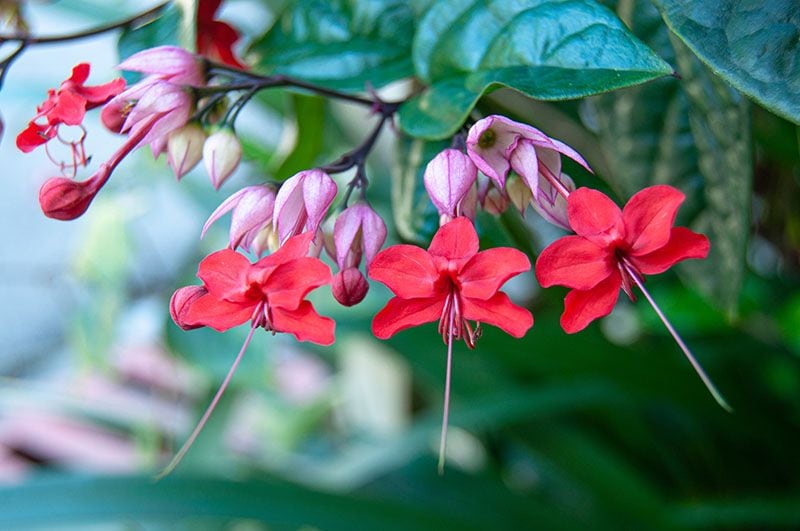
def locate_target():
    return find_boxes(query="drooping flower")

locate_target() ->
[197,0,246,68]
[466,115,588,230]
[167,122,206,179]
[330,202,387,306]
[102,46,205,158]
[369,217,532,472]
[174,231,335,345]
[535,185,709,333]
[423,149,477,224]
[201,184,278,256]
[273,169,338,245]
[16,63,125,160]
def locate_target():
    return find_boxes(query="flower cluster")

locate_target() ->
[15,26,724,473]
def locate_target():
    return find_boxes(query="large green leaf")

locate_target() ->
[399,0,673,139]
[653,0,800,124]
[248,0,416,91]
[672,36,751,318]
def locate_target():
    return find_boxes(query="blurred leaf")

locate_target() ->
[672,37,751,318]
[399,0,673,139]
[671,496,800,529]
[390,134,445,243]
[653,0,800,124]
[582,0,699,197]
[117,2,197,82]
[271,94,327,180]
[0,475,487,531]
[248,0,416,91]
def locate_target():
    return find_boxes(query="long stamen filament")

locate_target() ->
[438,303,456,475]
[624,263,732,412]
[155,324,258,479]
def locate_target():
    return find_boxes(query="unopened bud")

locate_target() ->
[170,285,208,330]
[424,149,477,218]
[38,176,100,220]
[168,123,206,179]
[332,267,369,306]
[482,186,509,215]
[203,128,242,189]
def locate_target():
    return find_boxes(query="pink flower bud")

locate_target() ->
[202,184,277,256]
[38,175,102,220]
[167,123,206,179]
[273,169,338,245]
[332,267,369,307]
[117,46,205,87]
[333,203,387,270]
[482,185,509,215]
[170,285,208,330]
[505,173,533,215]
[203,128,242,189]
[423,149,478,219]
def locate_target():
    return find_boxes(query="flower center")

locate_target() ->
[477,128,496,149]
[438,286,482,349]
[251,300,276,334]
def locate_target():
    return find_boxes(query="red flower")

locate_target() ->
[536,185,710,333]
[369,217,533,343]
[17,63,125,153]
[197,0,246,68]
[174,232,335,345]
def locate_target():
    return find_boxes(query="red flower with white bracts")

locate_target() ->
[369,216,532,471]
[172,232,335,345]
[536,185,709,334]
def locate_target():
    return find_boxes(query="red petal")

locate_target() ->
[205,21,245,69]
[628,227,710,275]
[371,296,445,339]
[47,90,87,126]
[461,292,533,338]
[567,188,625,247]
[535,235,614,290]
[16,122,53,152]
[78,78,126,107]
[198,0,223,23]
[184,293,253,332]
[427,217,479,261]
[262,257,331,310]
[197,249,251,300]
[271,301,335,345]
[459,247,530,300]
[623,185,685,255]
[368,244,440,298]
[560,271,621,333]
[67,63,90,85]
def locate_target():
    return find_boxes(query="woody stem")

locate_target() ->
[438,303,455,475]
[624,262,732,412]
[155,324,258,479]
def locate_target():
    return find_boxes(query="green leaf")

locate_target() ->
[390,134,445,243]
[399,0,673,139]
[653,0,800,124]
[248,0,416,91]
[271,94,327,180]
[672,37,751,318]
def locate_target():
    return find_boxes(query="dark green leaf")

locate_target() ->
[248,0,416,91]
[653,0,800,124]
[672,37,751,318]
[399,0,673,139]
[272,94,327,180]
[390,134,445,243]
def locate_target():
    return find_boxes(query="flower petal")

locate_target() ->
[461,292,533,338]
[263,257,331,310]
[567,188,625,247]
[371,296,445,339]
[460,247,531,300]
[427,216,479,261]
[628,227,710,275]
[623,185,686,255]
[369,244,439,298]
[183,293,253,332]
[423,149,477,217]
[271,301,335,345]
[560,271,621,334]
[535,235,614,290]
[196,249,251,299]
[48,90,87,126]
